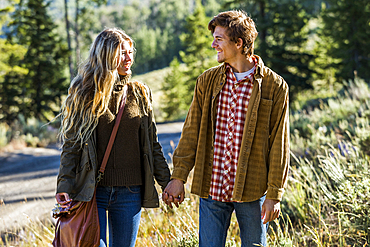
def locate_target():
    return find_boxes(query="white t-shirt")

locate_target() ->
[234,66,255,82]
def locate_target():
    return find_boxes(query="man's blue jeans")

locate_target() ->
[199,195,268,247]
[96,186,142,247]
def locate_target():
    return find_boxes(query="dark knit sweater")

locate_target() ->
[96,75,142,186]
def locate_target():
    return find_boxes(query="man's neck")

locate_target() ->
[228,56,254,73]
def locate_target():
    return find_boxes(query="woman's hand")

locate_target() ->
[55,193,72,208]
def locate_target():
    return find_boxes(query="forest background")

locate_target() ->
[0,0,369,246]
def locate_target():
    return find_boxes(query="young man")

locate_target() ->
[163,10,290,246]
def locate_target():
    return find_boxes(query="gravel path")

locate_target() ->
[0,121,183,234]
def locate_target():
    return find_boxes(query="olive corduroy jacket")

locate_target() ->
[171,55,290,202]
[56,82,170,208]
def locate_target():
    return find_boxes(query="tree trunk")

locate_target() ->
[258,0,268,60]
[75,0,80,64]
[259,0,266,44]
[64,0,73,80]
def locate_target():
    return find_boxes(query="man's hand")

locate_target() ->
[162,179,185,209]
[261,198,280,224]
[55,193,72,208]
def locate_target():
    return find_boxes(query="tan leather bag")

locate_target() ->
[52,191,100,247]
[52,86,128,247]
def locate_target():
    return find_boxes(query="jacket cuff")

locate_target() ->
[265,186,285,201]
[170,167,189,183]
[56,180,73,195]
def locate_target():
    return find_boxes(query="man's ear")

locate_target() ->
[236,38,243,49]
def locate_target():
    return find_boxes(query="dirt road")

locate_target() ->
[0,121,183,233]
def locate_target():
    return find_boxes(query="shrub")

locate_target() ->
[0,122,10,148]
[0,115,59,149]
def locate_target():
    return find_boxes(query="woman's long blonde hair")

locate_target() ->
[59,28,134,148]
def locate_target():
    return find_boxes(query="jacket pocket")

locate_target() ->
[142,154,158,204]
[77,144,91,173]
[257,98,273,132]
[252,98,273,161]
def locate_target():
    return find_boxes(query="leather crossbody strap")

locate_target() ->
[97,85,128,181]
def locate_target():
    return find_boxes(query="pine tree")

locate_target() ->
[0,2,28,123]
[6,0,68,121]
[321,0,370,81]
[259,0,315,96]
[161,0,217,121]
[0,47,28,123]
[160,58,187,120]
[179,0,217,105]
[223,0,316,99]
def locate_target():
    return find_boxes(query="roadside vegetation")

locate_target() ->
[1,77,369,246]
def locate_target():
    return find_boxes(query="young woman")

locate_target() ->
[55,28,170,247]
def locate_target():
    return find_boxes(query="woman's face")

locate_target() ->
[117,41,134,75]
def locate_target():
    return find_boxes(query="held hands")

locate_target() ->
[261,198,280,224]
[55,193,72,208]
[162,180,281,222]
[162,179,185,209]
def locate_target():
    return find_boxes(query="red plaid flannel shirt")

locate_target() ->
[209,57,256,202]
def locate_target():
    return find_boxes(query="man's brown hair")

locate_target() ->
[208,10,258,58]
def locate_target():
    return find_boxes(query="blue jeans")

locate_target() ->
[96,186,142,247]
[199,195,268,247]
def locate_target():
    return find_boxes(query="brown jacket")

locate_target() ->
[56,82,170,208]
[171,56,290,202]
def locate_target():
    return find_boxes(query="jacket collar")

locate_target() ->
[253,55,265,80]
[117,74,130,85]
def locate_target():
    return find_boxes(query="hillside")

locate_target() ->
[132,67,172,122]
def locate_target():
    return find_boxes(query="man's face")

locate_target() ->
[211,26,239,64]
[117,41,134,76]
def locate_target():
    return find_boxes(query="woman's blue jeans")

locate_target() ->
[96,186,142,247]
[199,195,268,247]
